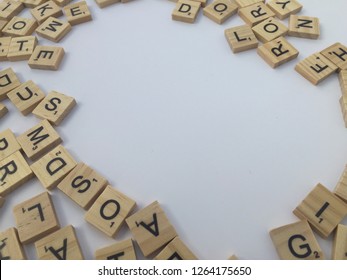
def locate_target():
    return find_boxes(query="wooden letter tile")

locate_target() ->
[31,1,63,24]
[0,1,24,21]
[332,224,347,260]
[35,225,84,260]
[126,201,178,257]
[238,2,275,26]
[31,144,77,189]
[36,17,72,43]
[20,0,49,8]
[154,237,198,260]
[288,15,319,39]
[235,0,264,8]
[28,45,65,71]
[0,68,21,101]
[270,220,324,260]
[172,0,201,24]
[3,16,38,37]
[321,43,347,71]
[0,19,8,36]
[63,1,92,26]
[334,165,347,202]
[0,151,33,196]
[13,192,59,244]
[95,0,121,9]
[257,36,299,68]
[293,183,347,238]
[225,24,258,53]
[7,36,38,61]
[0,195,4,207]
[203,0,238,25]
[0,129,21,161]
[17,119,62,161]
[52,0,72,7]
[95,239,137,260]
[295,53,338,85]
[339,70,347,96]
[0,228,26,259]
[252,17,288,43]
[0,103,8,118]
[85,185,136,237]
[57,162,108,210]
[32,91,76,125]
[0,37,12,61]
[267,0,302,20]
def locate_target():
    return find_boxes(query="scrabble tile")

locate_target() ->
[0,1,24,21]
[332,224,347,260]
[126,201,178,257]
[270,220,324,260]
[57,163,108,210]
[172,0,201,24]
[0,228,26,260]
[252,17,288,43]
[31,145,77,189]
[7,80,45,116]
[36,17,72,43]
[191,0,207,8]
[0,151,33,196]
[95,239,137,260]
[85,185,136,237]
[20,0,47,8]
[31,1,62,24]
[334,164,347,202]
[52,0,72,7]
[0,196,4,207]
[2,16,38,37]
[35,225,84,260]
[0,68,21,101]
[288,15,320,39]
[257,36,299,68]
[17,119,62,161]
[203,0,238,25]
[228,254,239,260]
[64,1,92,26]
[0,37,11,61]
[0,103,8,118]
[293,183,347,238]
[235,0,263,8]
[154,237,198,260]
[0,19,8,36]
[13,192,60,244]
[28,45,65,71]
[238,2,275,26]
[267,0,302,20]
[295,53,338,85]
[32,91,76,126]
[0,129,21,161]
[95,0,121,9]
[225,25,258,53]
[339,70,347,96]
[321,43,347,71]
[7,36,38,62]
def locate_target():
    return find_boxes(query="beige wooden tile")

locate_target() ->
[0,37,11,61]
[0,151,33,196]
[339,70,347,96]
[0,129,22,161]
[288,15,319,39]
[295,53,338,85]
[7,36,38,62]
[172,0,201,24]
[0,19,8,36]
[31,144,77,189]
[0,68,21,101]
[3,16,38,37]
[203,0,238,25]
[293,183,347,238]
[95,239,137,260]
[257,36,299,68]
[0,195,4,208]
[7,80,45,116]
[321,43,347,71]
[85,185,136,237]
[52,0,72,7]
[0,228,26,259]
[28,45,65,71]
[32,91,76,126]
[31,1,63,24]
[252,17,288,43]
[95,0,120,9]
[0,1,24,21]
[225,24,258,53]
[270,220,324,260]
[332,224,347,260]
[334,164,347,202]
[0,103,8,119]
[154,237,198,260]
[126,201,178,257]
[13,192,60,244]
[36,17,71,43]
[35,225,84,260]
[20,0,48,8]
[190,0,207,8]
[64,1,92,26]
[228,254,238,260]
[267,0,302,20]
[235,0,263,8]
[57,162,108,210]
[17,119,62,161]
[238,2,275,26]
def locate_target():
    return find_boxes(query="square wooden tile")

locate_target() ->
[0,228,26,259]
[0,68,21,101]
[36,17,72,43]
[0,151,33,196]
[332,224,347,260]
[339,70,347,96]
[321,43,347,71]
[64,1,92,26]
[35,225,84,260]
[203,0,238,24]
[31,144,77,189]
[154,237,198,260]
[2,16,38,37]
[295,53,338,85]
[17,119,62,161]
[95,239,137,260]
[0,103,8,118]
[28,45,65,71]
[0,37,12,61]
[7,80,45,116]
[235,0,264,8]
[267,0,302,20]
[238,2,275,26]
[30,1,63,24]
[13,192,60,244]
[126,201,178,257]
[57,162,108,210]
[293,183,347,238]
[0,1,24,21]
[20,0,48,8]
[172,0,201,24]
[52,0,72,7]
[85,185,136,237]
[334,164,347,202]
[257,36,299,68]
[95,0,120,8]
[270,220,324,260]
[7,36,38,62]
[32,91,76,126]
[252,17,288,43]
[0,195,4,207]
[225,24,258,53]
[288,15,320,39]
[0,129,21,161]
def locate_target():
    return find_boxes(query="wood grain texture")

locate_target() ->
[266,0,302,20]
[0,227,26,259]
[225,24,258,53]
[172,0,201,24]
[95,238,137,260]
[203,0,238,25]
[288,15,319,39]
[238,2,274,26]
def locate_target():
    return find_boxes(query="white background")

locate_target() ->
[1,0,347,260]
